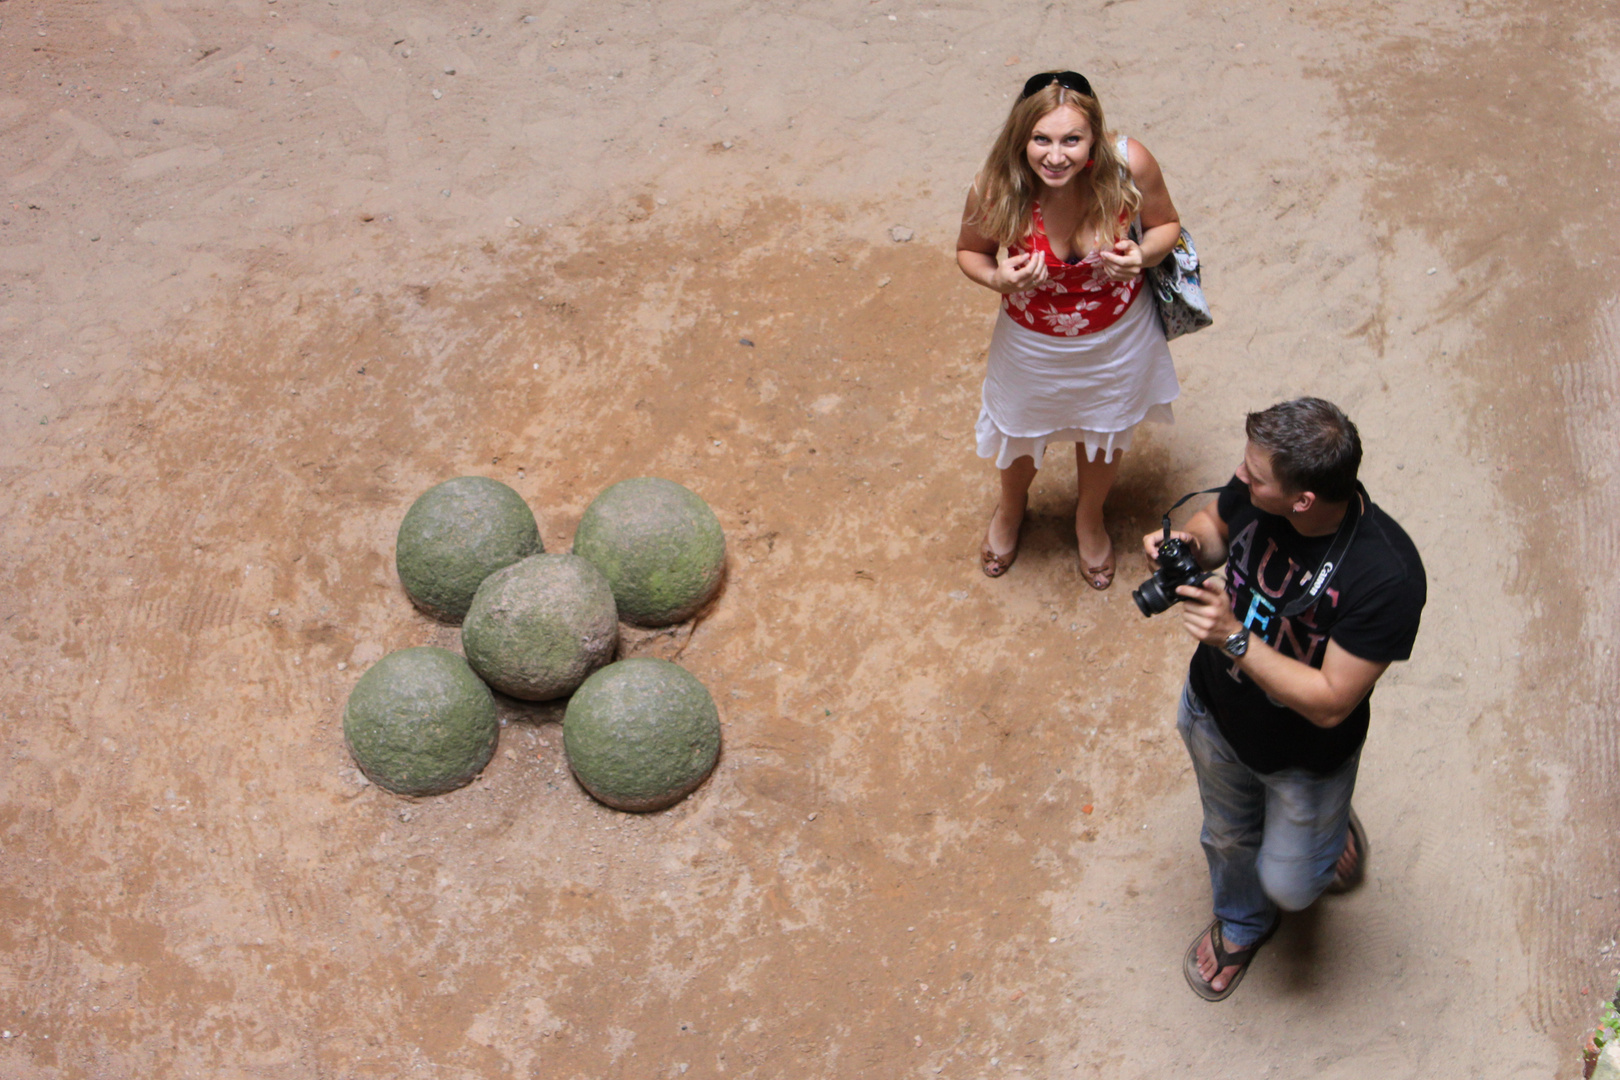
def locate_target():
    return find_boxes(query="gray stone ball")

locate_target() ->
[461,553,619,701]
[396,476,542,623]
[563,658,721,812]
[571,477,725,628]
[343,646,498,796]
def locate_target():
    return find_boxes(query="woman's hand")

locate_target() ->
[990,249,1049,294]
[1097,238,1145,283]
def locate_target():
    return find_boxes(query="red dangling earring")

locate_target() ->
[1083,158,1095,170]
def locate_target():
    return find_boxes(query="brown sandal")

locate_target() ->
[1183,914,1280,1002]
[1080,538,1115,590]
[980,501,1026,578]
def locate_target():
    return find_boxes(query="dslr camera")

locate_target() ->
[1134,486,1226,617]
[1132,534,1212,617]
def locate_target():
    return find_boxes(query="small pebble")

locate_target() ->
[444,67,456,75]
[269,608,279,616]
[523,14,537,23]
[807,812,818,821]
[432,89,443,99]
[1426,267,1437,275]
[889,225,914,243]
[337,662,347,670]
[738,338,754,347]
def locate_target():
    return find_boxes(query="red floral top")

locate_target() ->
[1000,202,1141,337]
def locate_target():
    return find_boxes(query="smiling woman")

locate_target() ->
[956,71,1185,587]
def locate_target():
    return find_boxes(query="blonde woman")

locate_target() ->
[958,71,1183,586]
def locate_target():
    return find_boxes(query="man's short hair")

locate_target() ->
[1244,397,1362,501]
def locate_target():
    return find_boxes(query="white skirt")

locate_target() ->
[976,288,1179,469]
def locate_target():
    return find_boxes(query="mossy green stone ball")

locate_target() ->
[571,477,725,628]
[461,553,619,701]
[343,646,499,796]
[396,476,542,623]
[564,658,721,812]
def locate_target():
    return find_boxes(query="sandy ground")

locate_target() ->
[2,1,1619,1077]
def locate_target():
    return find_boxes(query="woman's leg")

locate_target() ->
[1075,444,1121,587]
[986,454,1037,555]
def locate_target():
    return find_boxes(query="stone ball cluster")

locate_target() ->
[343,475,726,810]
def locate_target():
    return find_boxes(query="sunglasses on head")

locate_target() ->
[1020,70,1093,100]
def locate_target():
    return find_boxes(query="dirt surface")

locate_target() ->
[3,1,1618,1077]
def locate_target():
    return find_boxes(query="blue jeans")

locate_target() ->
[1177,682,1360,949]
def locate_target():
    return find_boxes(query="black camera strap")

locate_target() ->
[1160,482,1367,619]
[1160,486,1227,541]
[1277,482,1365,618]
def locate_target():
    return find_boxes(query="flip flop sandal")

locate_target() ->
[1183,914,1280,1002]
[1324,806,1369,895]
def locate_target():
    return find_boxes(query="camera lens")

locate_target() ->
[1132,579,1168,617]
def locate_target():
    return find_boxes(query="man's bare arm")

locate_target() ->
[1175,579,1391,728]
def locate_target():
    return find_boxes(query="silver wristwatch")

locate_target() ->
[1221,626,1251,658]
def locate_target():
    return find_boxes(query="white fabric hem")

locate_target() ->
[975,402,1174,470]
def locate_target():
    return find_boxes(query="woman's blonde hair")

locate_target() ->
[971,80,1141,249]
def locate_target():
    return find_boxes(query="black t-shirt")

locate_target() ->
[1187,477,1427,775]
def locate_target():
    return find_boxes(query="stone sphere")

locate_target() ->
[343,647,498,796]
[396,476,542,623]
[563,658,721,812]
[571,477,725,627]
[461,554,619,701]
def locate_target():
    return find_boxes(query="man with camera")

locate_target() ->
[1140,397,1426,1001]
